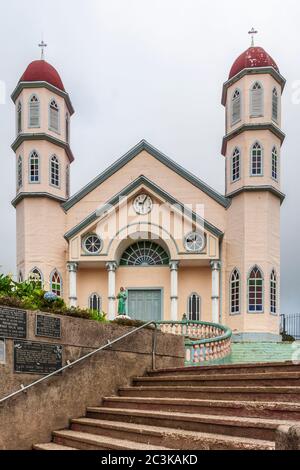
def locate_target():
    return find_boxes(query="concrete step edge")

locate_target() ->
[33,443,77,451]
[134,372,300,382]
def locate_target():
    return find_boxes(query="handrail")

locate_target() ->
[0,320,157,406]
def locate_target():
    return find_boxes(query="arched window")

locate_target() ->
[50,155,60,187]
[66,113,70,143]
[251,142,263,176]
[17,155,23,190]
[29,150,40,183]
[49,99,60,132]
[17,101,22,134]
[272,88,279,122]
[270,269,277,315]
[89,293,102,313]
[250,82,264,117]
[187,293,201,321]
[66,165,70,198]
[248,266,264,313]
[231,148,240,182]
[29,95,40,128]
[50,270,62,297]
[272,146,278,180]
[231,89,241,125]
[120,241,170,266]
[29,268,43,288]
[230,269,240,315]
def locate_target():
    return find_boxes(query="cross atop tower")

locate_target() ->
[248,27,258,47]
[38,40,47,60]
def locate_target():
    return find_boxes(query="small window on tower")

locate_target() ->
[231,148,240,182]
[17,155,23,190]
[272,88,279,122]
[248,266,264,313]
[230,269,240,315]
[17,101,22,134]
[50,155,60,187]
[231,89,241,125]
[272,147,278,180]
[66,113,70,143]
[251,142,263,176]
[250,82,264,117]
[270,269,277,315]
[66,165,70,198]
[29,95,40,128]
[49,99,60,133]
[29,151,40,183]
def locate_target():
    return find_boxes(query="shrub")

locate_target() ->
[281,332,295,342]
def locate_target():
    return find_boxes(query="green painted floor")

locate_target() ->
[224,341,300,364]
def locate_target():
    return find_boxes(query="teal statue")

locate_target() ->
[117,287,127,316]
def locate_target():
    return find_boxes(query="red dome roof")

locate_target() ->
[229,47,279,79]
[19,60,65,91]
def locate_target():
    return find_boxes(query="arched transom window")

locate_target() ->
[250,82,264,117]
[187,293,201,321]
[270,269,277,315]
[50,155,60,187]
[230,269,240,315]
[49,99,60,132]
[231,89,241,125]
[251,142,263,176]
[51,270,62,297]
[120,241,170,266]
[232,148,240,182]
[89,293,102,313]
[248,266,264,313]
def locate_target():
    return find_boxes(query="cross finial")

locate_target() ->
[38,40,47,60]
[248,27,258,47]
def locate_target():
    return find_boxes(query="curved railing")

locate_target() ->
[157,319,232,366]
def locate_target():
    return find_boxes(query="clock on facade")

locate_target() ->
[133,194,153,215]
[184,231,206,253]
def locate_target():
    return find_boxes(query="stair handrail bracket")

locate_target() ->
[157,320,232,366]
[0,321,158,407]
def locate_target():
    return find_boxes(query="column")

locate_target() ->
[67,262,78,308]
[170,261,179,322]
[106,261,117,320]
[210,260,221,324]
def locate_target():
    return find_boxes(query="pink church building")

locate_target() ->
[11,43,286,342]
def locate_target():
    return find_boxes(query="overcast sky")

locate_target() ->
[0,0,299,313]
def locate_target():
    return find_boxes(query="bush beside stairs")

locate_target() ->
[34,362,300,451]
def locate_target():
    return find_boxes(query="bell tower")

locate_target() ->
[11,45,75,292]
[222,33,286,341]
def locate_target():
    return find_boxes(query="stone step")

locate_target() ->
[102,396,300,420]
[120,385,300,402]
[148,362,300,377]
[133,372,300,387]
[53,429,172,451]
[86,406,299,441]
[71,417,274,450]
[33,443,77,450]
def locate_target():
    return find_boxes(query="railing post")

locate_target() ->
[152,323,158,370]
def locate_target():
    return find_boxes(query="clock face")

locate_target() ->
[133,194,153,215]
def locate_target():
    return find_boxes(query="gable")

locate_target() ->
[63,140,229,209]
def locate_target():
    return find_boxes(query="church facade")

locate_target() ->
[10,43,286,341]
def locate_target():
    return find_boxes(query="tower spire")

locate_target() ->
[248,27,258,47]
[38,39,47,60]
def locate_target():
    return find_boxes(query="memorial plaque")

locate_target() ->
[14,341,63,374]
[36,314,61,339]
[0,307,27,339]
[0,339,5,364]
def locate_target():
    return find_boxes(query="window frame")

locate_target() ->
[29,267,44,288]
[272,146,279,181]
[231,147,241,183]
[16,100,22,134]
[272,87,279,123]
[247,265,264,314]
[231,88,242,126]
[187,293,201,322]
[230,268,241,316]
[88,293,102,313]
[28,94,40,128]
[49,98,60,134]
[28,150,40,184]
[250,142,264,177]
[250,81,264,118]
[270,269,277,316]
[50,269,63,297]
[49,154,61,188]
[17,155,23,191]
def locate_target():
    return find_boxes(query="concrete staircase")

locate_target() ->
[34,362,300,451]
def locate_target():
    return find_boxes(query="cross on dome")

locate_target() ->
[248,27,258,47]
[38,40,47,60]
